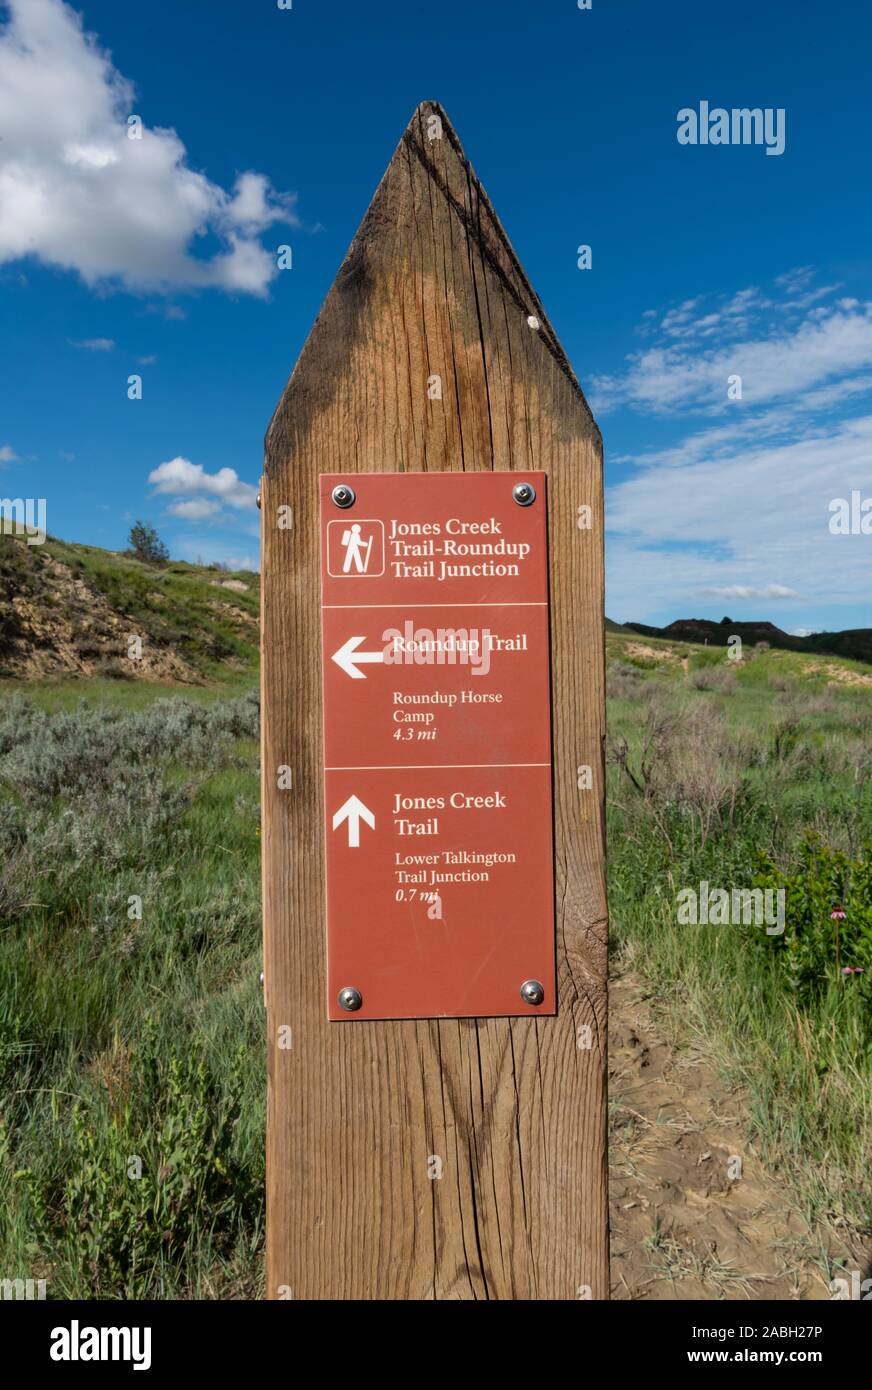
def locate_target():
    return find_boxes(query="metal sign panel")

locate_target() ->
[319,471,555,1020]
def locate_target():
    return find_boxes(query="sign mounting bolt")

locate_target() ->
[338,986,363,1012]
[512,481,536,507]
[332,484,356,509]
[520,979,545,1006]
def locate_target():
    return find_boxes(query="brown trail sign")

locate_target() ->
[261,101,608,1299]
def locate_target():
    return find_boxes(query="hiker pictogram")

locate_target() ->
[327,519,384,577]
[342,523,371,572]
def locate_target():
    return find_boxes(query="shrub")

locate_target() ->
[752,838,872,1005]
[0,691,260,806]
[692,666,738,693]
[128,521,169,568]
[608,695,747,852]
[606,660,645,699]
[24,1021,259,1298]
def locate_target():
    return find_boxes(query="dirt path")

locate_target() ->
[608,968,860,1300]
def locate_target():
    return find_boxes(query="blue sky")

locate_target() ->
[1,0,870,630]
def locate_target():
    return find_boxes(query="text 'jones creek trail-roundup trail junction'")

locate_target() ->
[320,471,555,1021]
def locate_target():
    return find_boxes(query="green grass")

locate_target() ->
[607,635,871,1241]
[0,671,259,715]
[0,690,264,1298]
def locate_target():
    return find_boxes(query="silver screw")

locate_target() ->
[520,979,545,1006]
[331,484,356,509]
[512,481,536,507]
[256,491,261,510]
[338,986,363,1012]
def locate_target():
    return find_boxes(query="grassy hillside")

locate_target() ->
[0,532,259,688]
[625,616,872,666]
[608,624,872,690]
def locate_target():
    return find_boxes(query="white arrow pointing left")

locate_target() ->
[332,794,376,848]
[331,635,385,680]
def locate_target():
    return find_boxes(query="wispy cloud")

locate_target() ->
[593,276,872,416]
[602,271,872,625]
[146,303,187,321]
[69,337,115,352]
[0,443,19,463]
[701,584,800,600]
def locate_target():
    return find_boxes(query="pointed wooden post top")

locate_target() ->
[267,98,599,473]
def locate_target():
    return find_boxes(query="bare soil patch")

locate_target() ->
[609,969,864,1299]
[4,552,200,682]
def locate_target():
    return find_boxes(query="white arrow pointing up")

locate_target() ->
[332,794,376,848]
[331,634,385,680]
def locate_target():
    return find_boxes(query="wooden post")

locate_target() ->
[261,101,608,1300]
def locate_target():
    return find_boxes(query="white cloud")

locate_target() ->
[593,277,872,416]
[69,336,115,351]
[701,584,800,600]
[599,269,872,625]
[0,443,19,463]
[0,0,298,297]
[224,171,284,234]
[149,456,258,512]
[611,375,872,474]
[64,142,119,169]
[166,498,221,520]
[606,414,872,619]
[775,267,813,291]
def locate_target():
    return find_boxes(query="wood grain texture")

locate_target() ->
[261,101,608,1300]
